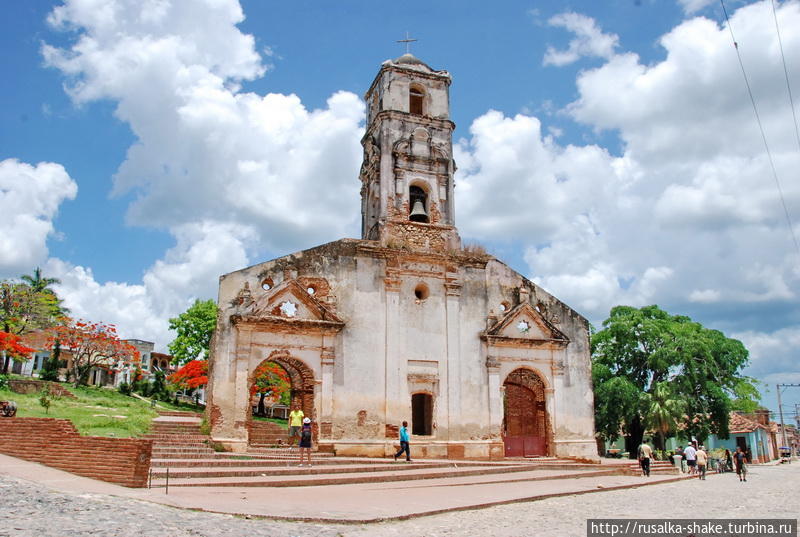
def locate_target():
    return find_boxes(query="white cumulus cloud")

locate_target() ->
[0,159,77,276]
[543,12,619,66]
[31,0,365,348]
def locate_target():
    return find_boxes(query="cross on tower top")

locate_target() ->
[396,31,417,54]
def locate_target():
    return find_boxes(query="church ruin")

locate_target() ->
[206,54,598,460]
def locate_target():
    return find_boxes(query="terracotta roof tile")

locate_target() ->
[729,412,766,433]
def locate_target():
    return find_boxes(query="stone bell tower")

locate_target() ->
[360,53,461,251]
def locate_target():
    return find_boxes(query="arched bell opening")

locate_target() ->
[409,184,429,223]
[409,84,425,116]
[502,368,551,457]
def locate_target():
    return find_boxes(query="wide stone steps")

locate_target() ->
[150,461,457,478]
[149,462,620,488]
[156,410,203,418]
[626,460,679,475]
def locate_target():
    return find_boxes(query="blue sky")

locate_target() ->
[1,0,799,417]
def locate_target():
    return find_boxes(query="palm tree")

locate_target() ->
[20,267,60,292]
[19,267,69,319]
[644,382,685,452]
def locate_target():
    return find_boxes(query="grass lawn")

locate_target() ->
[0,383,159,438]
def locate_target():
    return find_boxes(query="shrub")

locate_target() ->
[0,374,8,389]
[39,390,52,414]
[117,382,132,396]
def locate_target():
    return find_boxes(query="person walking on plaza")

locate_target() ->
[394,421,412,462]
[676,445,686,473]
[288,403,304,447]
[734,446,747,482]
[684,442,697,475]
[695,445,708,480]
[638,439,653,477]
[298,417,313,467]
[724,449,733,472]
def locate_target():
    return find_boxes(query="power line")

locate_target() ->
[770,0,800,155]
[719,0,800,258]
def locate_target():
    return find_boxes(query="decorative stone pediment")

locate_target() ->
[232,279,344,332]
[481,303,568,349]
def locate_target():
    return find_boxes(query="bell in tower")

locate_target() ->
[359,53,461,251]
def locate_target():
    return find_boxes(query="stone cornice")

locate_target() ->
[480,334,568,350]
[231,315,345,335]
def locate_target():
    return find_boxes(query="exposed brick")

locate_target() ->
[0,417,152,487]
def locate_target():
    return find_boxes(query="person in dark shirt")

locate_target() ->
[734,446,747,482]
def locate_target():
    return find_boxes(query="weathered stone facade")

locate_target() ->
[207,55,598,460]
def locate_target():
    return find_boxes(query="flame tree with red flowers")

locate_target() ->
[0,280,58,373]
[51,319,140,387]
[168,359,209,391]
[0,331,36,366]
[251,361,290,416]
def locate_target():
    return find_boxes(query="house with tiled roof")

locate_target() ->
[601,411,778,463]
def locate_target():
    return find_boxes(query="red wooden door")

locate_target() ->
[503,370,548,457]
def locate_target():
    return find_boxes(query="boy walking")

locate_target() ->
[394,421,411,462]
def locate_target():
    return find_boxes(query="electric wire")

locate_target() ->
[770,0,800,155]
[719,0,800,258]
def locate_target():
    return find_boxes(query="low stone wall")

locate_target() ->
[0,417,152,487]
[8,380,76,399]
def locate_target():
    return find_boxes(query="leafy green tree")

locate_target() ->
[168,299,217,365]
[592,305,759,457]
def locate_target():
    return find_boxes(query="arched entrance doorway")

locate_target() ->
[247,350,316,445]
[502,368,550,457]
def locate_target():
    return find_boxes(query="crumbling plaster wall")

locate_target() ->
[209,239,596,459]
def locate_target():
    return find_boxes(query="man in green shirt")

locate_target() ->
[288,404,304,446]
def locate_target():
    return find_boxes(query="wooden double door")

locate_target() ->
[503,369,549,457]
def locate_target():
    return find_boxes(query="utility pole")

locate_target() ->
[776,383,800,459]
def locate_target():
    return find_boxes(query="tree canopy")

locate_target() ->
[592,305,759,455]
[167,299,217,365]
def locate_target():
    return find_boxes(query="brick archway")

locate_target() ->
[251,350,316,421]
[502,368,551,457]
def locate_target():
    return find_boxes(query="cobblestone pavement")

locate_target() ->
[1,463,798,537]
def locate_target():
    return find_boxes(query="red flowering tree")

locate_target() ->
[51,319,140,387]
[168,359,209,391]
[1,281,57,373]
[0,331,36,367]
[250,361,290,416]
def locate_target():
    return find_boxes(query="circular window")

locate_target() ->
[499,301,510,313]
[307,286,316,295]
[414,283,430,301]
[261,278,274,291]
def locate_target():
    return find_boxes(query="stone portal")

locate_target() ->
[503,368,550,457]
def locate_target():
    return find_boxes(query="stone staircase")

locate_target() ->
[248,420,290,446]
[143,413,687,490]
[626,459,680,475]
